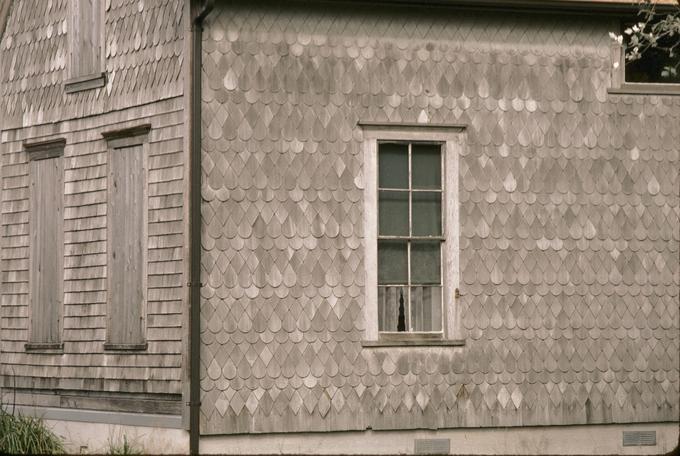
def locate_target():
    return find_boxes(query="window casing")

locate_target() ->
[361,123,464,344]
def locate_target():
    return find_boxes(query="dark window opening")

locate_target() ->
[624,20,680,84]
[377,142,444,333]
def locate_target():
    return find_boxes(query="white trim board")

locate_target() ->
[200,422,679,455]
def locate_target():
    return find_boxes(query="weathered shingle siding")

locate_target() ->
[0,0,184,130]
[0,0,186,409]
[199,3,679,434]
[1,98,185,399]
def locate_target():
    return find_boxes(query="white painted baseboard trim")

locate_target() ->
[200,422,679,455]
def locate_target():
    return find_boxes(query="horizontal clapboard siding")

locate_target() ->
[0,97,186,406]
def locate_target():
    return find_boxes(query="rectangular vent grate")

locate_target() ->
[414,438,450,455]
[623,430,656,446]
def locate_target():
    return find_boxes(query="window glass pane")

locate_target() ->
[412,191,441,236]
[379,190,408,236]
[378,240,408,284]
[378,143,408,189]
[412,144,441,189]
[410,241,441,284]
[410,286,442,331]
[378,286,408,332]
[624,29,680,83]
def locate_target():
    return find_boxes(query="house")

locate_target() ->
[0,0,189,452]
[0,0,678,454]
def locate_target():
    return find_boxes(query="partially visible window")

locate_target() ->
[26,140,65,349]
[66,0,105,92]
[378,142,443,333]
[103,126,150,350]
[621,15,680,84]
[625,28,680,84]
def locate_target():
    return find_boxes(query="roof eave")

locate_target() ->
[338,0,678,15]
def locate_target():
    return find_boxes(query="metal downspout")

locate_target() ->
[189,1,213,454]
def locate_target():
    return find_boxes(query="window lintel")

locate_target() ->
[24,138,66,161]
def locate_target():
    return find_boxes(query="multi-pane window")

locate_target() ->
[377,142,443,333]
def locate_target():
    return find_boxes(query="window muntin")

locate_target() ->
[377,142,443,333]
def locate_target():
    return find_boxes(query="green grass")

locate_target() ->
[108,434,142,455]
[0,409,65,454]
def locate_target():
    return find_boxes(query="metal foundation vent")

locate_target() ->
[414,438,450,455]
[623,430,656,446]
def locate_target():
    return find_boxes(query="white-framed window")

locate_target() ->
[361,123,465,343]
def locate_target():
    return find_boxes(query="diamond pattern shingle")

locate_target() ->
[199,4,679,434]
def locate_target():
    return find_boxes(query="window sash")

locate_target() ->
[377,141,444,333]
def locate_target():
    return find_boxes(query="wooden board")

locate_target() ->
[107,144,145,345]
[29,156,63,344]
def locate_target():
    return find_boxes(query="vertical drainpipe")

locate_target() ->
[189,0,213,454]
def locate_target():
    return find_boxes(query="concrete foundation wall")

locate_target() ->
[200,422,678,455]
[45,418,188,454]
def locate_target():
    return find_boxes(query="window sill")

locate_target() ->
[103,342,148,351]
[362,336,465,348]
[608,83,680,96]
[64,72,106,94]
[25,342,64,353]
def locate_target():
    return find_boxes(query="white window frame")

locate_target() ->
[361,123,465,343]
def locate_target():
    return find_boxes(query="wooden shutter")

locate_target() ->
[107,144,145,345]
[71,0,102,77]
[29,154,64,344]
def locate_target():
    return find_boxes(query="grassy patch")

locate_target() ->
[108,434,143,455]
[0,409,65,454]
